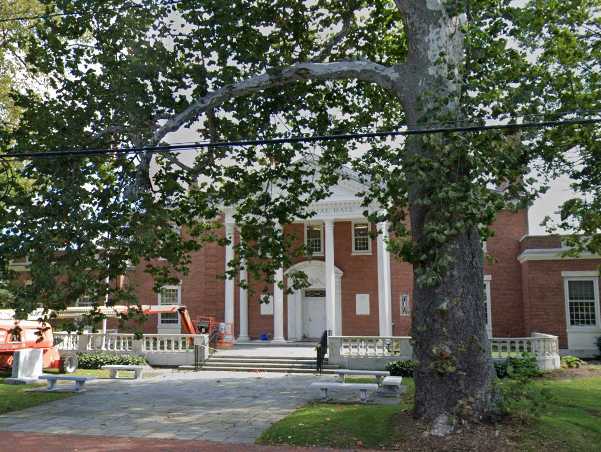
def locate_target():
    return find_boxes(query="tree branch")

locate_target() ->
[153,60,404,143]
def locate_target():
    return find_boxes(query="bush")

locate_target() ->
[385,360,416,377]
[596,336,601,357]
[77,352,146,369]
[495,353,542,380]
[561,355,584,369]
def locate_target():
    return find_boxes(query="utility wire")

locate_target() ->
[1,116,600,160]
[4,117,601,159]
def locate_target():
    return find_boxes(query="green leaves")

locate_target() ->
[0,0,600,319]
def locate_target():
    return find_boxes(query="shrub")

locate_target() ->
[494,360,509,379]
[495,353,542,380]
[596,336,601,357]
[385,360,416,377]
[77,352,146,369]
[561,355,584,369]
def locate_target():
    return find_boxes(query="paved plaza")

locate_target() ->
[0,370,327,444]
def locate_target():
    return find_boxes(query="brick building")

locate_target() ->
[125,176,601,357]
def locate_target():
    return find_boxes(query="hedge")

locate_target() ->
[77,352,146,369]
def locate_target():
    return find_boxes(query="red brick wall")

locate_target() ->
[521,259,601,348]
[484,209,529,337]
[390,258,413,336]
[122,207,566,341]
[124,227,226,334]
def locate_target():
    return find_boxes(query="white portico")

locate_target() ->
[223,174,393,342]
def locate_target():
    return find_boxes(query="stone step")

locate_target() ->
[211,355,319,361]
[185,365,339,374]
[205,360,337,369]
[209,357,321,364]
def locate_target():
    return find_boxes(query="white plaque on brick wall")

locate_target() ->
[355,294,370,315]
[260,295,274,315]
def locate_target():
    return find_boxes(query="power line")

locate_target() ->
[1,116,600,160]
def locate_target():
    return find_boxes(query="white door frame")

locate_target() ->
[286,260,343,340]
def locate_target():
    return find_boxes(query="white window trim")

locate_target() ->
[158,285,182,327]
[304,222,324,257]
[351,221,372,255]
[563,274,600,332]
[484,275,492,337]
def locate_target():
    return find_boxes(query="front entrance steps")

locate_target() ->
[185,354,339,374]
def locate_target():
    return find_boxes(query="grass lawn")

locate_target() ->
[258,372,601,451]
[0,373,73,415]
[517,376,601,451]
[257,378,415,449]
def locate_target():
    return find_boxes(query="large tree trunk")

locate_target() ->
[399,1,501,433]
[410,220,500,433]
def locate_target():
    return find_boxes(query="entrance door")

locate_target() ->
[303,289,326,339]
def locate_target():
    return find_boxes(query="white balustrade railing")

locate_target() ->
[85,333,135,352]
[338,336,412,357]
[52,332,209,366]
[491,333,560,370]
[142,334,197,352]
[330,333,560,370]
[53,332,79,351]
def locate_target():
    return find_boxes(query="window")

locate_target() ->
[400,293,410,316]
[158,286,181,325]
[484,276,492,335]
[565,279,598,327]
[352,222,371,254]
[305,223,323,255]
[356,294,370,315]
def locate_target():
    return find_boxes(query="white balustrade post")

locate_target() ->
[377,221,393,336]
[325,219,337,335]
[239,257,250,342]
[224,222,235,341]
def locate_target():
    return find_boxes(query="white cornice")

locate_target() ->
[518,248,601,263]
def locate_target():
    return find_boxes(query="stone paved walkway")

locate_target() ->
[0,371,333,444]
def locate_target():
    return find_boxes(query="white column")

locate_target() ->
[224,222,235,341]
[272,224,286,342]
[238,257,249,342]
[325,219,337,335]
[377,221,393,336]
[273,265,285,342]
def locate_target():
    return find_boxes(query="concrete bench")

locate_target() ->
[39,375,95,392]
[102,365,145,380]
[310,382,379,403]
[335,369,390,384]
[380,376,404,395]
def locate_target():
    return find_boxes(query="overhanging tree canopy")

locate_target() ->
[1,0,600,433]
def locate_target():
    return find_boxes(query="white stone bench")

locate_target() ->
[39,375,95,392]
[310,382,379,403]
[102,365,145,380]
[380,376,404,395]
[335,369,390,384]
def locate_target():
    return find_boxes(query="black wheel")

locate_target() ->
[60,354,78,373]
